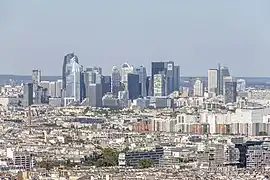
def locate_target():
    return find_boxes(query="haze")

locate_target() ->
[1,0,270,77]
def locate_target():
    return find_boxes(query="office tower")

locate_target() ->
[89,84,102,107]
[174,65,180,91]
[111,66,121,96]
[64,55,83,102]
[224,81,237,104]
[32,70,41,86]
[41,88,49,104]
[55,79,62,97]
[23,83,33,106]
[166,61,174,95]
[151,62,166,95]
[237,79,246,92]
[219,65,230,95]
[49,81,56,97]
[208,69,218,94]
[85,67,102,74]
[127,73,140,100]
[193,79,204,97]
[101,76,111,96]
[223,76,233,95]
[62,53,79,91]
[40,81,50,90]
[121,63,134,90]
[134,66,147,97]
[153,73,165,97]
[146,76,151,96]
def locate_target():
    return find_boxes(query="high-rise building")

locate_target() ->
[49,81,56,97]
[85,67,102,74]
[193,79,204,97]
[121,63,134,90]
[223,76,233,95]
[151,62,166,95]
[173,65,180,91]
[146,76,151,96]
[23,83,33,107]
[89,84,102,107]
[219,66,230,95]
[111,66,121,96]
[208,69,218,94]
[134,66,147,97]
[237,79,246,92]
[62,53,79,91]
[64,55,83,102]
[55,79,62,98]
[166,61,174,95]
[154,73,165,97]
[224,81,237,104]
[101,76,111,96]
[127,73,140,100]
[32,70,41,86]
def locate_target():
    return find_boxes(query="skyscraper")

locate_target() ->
[49,81,56,97]
[89,84,102,107]
[207,69,218,94]
[219,66,230,95]
[151,62,166,95]
[153,73,165,97]
[166,61,174,95]
[134,66,147,97]
[111,66,121,96]
[173,65,180,91]
[237,79,246,92]
[101,76,111,96]
[23,83,33,107]
[55,79,62,98]
[121,63,134,90]
[193,79,204,97]
[32,70,41,86]
[224,81,237,104]
[223,76,233,95]
[62,53,79,91]
[64,55,83,102]
[127,73,140,100]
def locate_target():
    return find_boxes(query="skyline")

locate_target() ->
[1,1,270,76]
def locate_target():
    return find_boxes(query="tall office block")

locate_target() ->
[219,65,230,95]
[121,63,134,90]
[62,53,79,91]
[32,70,41,86]
[101,76,111,96]
[223,76,233,95]
[166,61,174,95]
[208,69,218,94]
[23,83,33,106]
[111,66,121,96]
[193,79,204,97]
[146,76,151,96]
[55,79,62,98]
[63,54,83,102]
[151,62,166,95]
[89,84,102,107]
[127,73,140,100]
[85,67,102,75]
[49,81,56,97]
[40,81,50,90]
[237,79,246,92]
[134,66,147,97]
[173,65,180,91]
[224,81,237,104]
[154,73,165,97]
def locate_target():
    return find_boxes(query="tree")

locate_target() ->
[139,158,153,168]
[95,148,119,167]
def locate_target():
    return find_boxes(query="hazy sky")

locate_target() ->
[1,1,270,77]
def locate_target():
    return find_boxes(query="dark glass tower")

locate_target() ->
[127,73,140,100]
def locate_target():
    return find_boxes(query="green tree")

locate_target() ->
[95,148,119,167]
[139,158,153,168]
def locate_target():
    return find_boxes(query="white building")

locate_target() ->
[193,79,204,97]
[208,69,218,94]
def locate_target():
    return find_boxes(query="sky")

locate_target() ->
[0,0,270,77]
